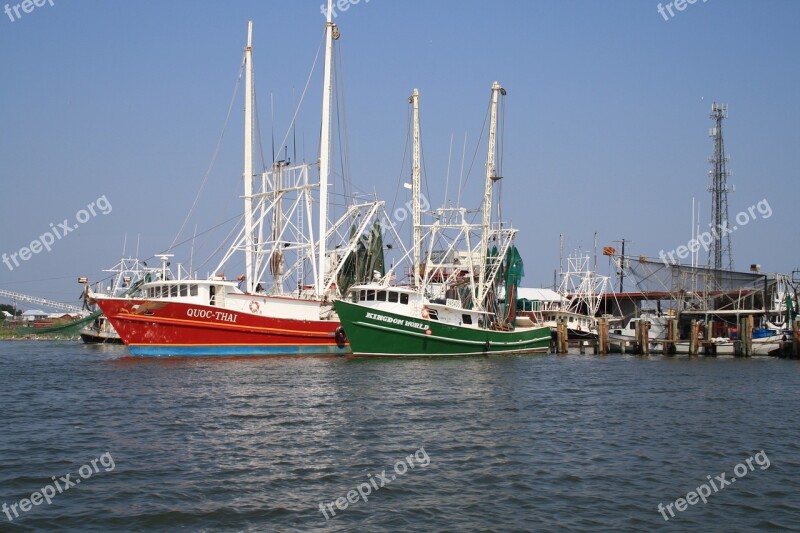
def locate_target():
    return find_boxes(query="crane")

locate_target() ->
[0,289,86,315]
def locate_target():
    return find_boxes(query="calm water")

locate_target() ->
[1,342,799,532]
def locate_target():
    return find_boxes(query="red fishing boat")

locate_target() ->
[93,3,396,356]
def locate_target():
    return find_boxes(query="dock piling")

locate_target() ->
[705,320,714,356]
[740,316,752,357]
[598,318,608,355]
[641,320,650,356]
[668,318,678,355]
[556,317,568,354]
[689,319,698,356]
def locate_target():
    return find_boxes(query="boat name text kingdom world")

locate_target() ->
[365,312,427,330]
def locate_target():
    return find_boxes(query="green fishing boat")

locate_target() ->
[334,286,550,357]
[333,82,550,357]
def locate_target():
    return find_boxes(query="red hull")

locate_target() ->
[93,297,348,357]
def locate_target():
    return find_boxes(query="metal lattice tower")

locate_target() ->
[707,102,733,271]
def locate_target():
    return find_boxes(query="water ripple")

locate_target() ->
[1,345,799,531]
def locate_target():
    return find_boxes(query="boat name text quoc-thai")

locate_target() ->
[186,308,238,323]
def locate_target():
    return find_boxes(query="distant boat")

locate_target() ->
[80,256,151,344]
[608,312,670,352]
[92,4,387,357]
[79,315,122,344]
[333,84,551,357]
[522,254,614,341]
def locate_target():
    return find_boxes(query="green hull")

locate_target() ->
[12,310,102,340]
[334,300,551,357]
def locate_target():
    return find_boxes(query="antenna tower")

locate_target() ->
[707,102,733,271]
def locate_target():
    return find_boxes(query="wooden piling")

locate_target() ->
[741,316,752,357]
[557,317,568,354]
[705,320,714,356]
[641,320,650,356]
[598,318,608,355]
[689,319,698,356]
[668,318,678,355]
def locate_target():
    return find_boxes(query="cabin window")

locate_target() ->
[190,285,198,297]
[629,322,635,330]
[210,285,216,306]
[170,285,178,297]
[400,294,409,305]
[462,314,473,325]
[377,291,387,301]
[179,285,188,297]
[366,290,375,301]
[429,309,439,321]
[388,292,399,303]
[359,290,366,302]
[569,316,574,323]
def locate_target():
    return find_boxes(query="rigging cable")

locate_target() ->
[169,56,245,252]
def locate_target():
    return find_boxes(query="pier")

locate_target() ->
[550,315,799,358]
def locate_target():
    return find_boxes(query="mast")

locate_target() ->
[410,88,421,287]
[317,0,336,297]
[477,81,504,304]
[243,21,255,293]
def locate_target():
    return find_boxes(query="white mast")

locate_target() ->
[477,81,503,304]
[243,21,255,293]
[317,0,336,297]
[410,88,421,287]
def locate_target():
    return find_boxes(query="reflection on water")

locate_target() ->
[1,342,799,531]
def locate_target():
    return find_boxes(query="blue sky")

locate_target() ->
[1,0,798,306]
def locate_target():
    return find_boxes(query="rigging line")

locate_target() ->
[89,231,225,289]
[335,41,352,206]
[159,213,242,264]
[333,44,344,207]
[196,215,248,271]
[253,85,268,172]
[456,131,467,207]
[292,87,297,164]
[251,53,268,176]
[169,55,245,251]
[497,92,506,223]
[459,99,491,202]
[0,276,83,286]
[390,105,412,214]
[274,29,325,168]
[420,122,432,213]
[270,92,275,164]
[444,133,453,206]
[331,51,342,212]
